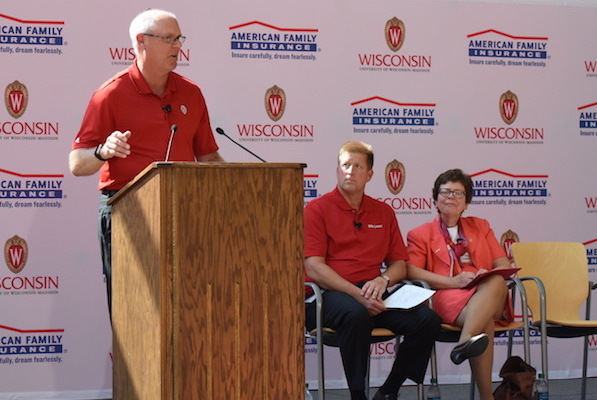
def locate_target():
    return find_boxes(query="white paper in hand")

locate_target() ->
[383,284,435,309]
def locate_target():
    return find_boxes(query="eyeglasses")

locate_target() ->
[142,32,186,45]
[439,189,466,199]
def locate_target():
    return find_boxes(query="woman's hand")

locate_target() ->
[451,271,476,288]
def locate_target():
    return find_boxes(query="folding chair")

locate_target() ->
[511,241,597,400]
[305,282,424,400]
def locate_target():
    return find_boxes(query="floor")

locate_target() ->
[310,377,597,399]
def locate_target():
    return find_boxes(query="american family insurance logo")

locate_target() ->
[376,160,433,215]
[2,81,60,140]
[358,17,431,73]
[303,174,319,205]
[0,324,65,363]
[474,90,544,145]
[351,96,436,135]
[578,101,597,137]
[469,169,549,206]
[585,239,597,272]
[236,85,314,143]
[229,21,318,62]
[467,29,548,67]
[2,235,59,295]
[0,168,64,208]
[0,13,65,55]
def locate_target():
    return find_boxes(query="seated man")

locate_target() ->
[304,141,441,400]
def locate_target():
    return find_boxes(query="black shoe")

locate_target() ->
[372,388,398,400]
[450,333,489,365]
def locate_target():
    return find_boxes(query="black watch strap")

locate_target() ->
[94,143,108,161]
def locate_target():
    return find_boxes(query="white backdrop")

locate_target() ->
[1,0,596,397]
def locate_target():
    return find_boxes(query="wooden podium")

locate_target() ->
[109,162,306,400]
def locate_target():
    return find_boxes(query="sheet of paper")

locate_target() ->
[383,284,435,309]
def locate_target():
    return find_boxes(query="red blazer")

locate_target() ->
[407,216,506,275]
[407,216,510,324]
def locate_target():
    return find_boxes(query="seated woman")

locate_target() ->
[406,168,512,400]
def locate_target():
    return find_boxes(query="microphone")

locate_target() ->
[215,127,266,162]
[353,222,362,229]
[164,124,178,162]
[162,105,172,113]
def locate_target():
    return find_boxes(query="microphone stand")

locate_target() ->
[215,127,267,163]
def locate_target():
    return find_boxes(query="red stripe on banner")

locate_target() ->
[0,13,64,25]
[470,168,548,179]
[578,102,597,110]
[228,20,317,32]
[0,168,64,178]
[351,96,436,107]
[0,324,64,333]
[467,29,548,40]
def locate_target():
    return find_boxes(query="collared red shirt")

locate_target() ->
[304,187,408,284]
[73,61,218,190]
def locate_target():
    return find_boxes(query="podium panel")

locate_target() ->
[110,162,305,400]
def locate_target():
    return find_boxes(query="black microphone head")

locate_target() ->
[171,124,178,133]
[215,127,225,135]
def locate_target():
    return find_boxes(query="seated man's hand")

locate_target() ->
[358,279,388,315]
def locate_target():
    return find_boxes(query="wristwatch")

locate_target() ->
[379,274,391,286]
[94,143,108,161]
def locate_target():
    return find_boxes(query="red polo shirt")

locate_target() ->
[304,187,408,284]
[73,62,218,190]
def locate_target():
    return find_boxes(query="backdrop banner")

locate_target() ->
[1,0,596,397]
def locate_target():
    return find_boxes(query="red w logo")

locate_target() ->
[8,245,24,269]
[268,95,283,117]
[388,169,403,191]
[8,91,24,115]
[388,26,402,49]
[502,99,516,122]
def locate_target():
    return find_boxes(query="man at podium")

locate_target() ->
[304,141,440,400]
[68,9,223,313]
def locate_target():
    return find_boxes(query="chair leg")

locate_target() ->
[469,373,475,400]
[417,383,424,400]
[430,344,438,381]
[317,340,325,400]
[582,335,589,400]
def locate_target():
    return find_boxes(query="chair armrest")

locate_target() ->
[304,282,324,349]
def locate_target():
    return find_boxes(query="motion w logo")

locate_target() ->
[265,85,286,122]
[4,80,28,119]
[4,235,28,273]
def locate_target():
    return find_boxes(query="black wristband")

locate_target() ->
[94,143,108,161]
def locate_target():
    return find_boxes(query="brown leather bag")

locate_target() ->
[493,356,537,400]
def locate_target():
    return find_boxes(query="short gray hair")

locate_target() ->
[129,9,177,55]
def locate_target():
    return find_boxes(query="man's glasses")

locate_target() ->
[439,189,466,199]
[142,32,186,45]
